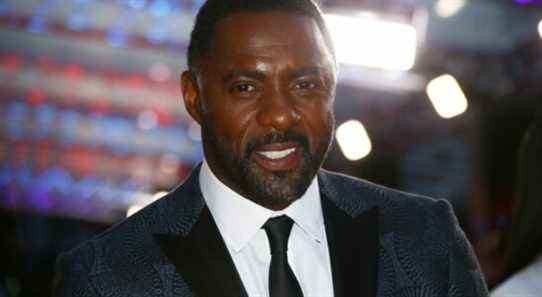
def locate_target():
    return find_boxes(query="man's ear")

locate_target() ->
[181,71,202,124]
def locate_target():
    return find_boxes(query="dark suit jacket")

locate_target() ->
[54,167,488,297]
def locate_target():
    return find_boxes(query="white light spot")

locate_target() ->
[538,19,542,39]
[426,74,468,119]
[336,120,372,161]
[126,191,168,217]
[152,191,168,200]
[324,14,417,71]
[126,205,144,217]
[434,0,466,18]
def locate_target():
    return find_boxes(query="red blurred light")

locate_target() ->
[1,54,22,71]
[90,98,112,114]
[27,89,47,106]
[64,63,85,80]
[153,108,174,125]
[126,74,145,89]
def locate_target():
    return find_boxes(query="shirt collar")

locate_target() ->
[199,160,324,253]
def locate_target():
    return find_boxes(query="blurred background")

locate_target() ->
[0,0,541,295]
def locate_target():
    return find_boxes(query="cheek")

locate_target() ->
[299,101,334,144]
[203,91,257,153]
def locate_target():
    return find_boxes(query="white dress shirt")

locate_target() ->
[199,161,335,297]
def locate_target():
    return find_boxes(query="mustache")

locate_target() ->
[245,130,310,156]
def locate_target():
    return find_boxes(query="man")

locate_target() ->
[54,0,489,296]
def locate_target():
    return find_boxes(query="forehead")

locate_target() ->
[208,11,334,70]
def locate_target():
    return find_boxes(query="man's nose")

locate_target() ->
[256,91,301,132]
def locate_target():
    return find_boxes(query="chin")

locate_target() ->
[238,156,317,209]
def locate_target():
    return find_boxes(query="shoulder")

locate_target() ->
[54,183,199,280]
[54,166,206,282]
[55,197,165,278]
[319,170,473,290]
[54,189,195,295]
[318,169,458,253]
[318,169,450,219]
[59,166,205,264]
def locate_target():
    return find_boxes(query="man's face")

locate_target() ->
[182,11,337,210]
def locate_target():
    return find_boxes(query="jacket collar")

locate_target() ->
[319,170,379,297]
[154,167,379,297]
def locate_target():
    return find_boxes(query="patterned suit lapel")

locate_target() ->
[319,171,379,297]
[154,167,379,297]
[153,165,248,297]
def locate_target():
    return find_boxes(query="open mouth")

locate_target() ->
[252,142,302,172]
[256,147,296,159]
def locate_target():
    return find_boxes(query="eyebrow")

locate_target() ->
[221,66,334,83]
[222,69,267,83]
[287,67,332,80]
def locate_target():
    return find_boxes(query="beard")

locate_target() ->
[201,114,334,210]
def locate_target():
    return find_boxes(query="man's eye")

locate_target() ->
[231,83,256,93]
[294,81,318,90]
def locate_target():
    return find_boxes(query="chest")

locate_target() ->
[227,227,334,297]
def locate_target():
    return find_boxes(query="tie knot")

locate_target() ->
[263,215,294,255]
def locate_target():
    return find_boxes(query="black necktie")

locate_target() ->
[263,215,304,297]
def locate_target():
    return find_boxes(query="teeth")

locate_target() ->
[257,148,296,160]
